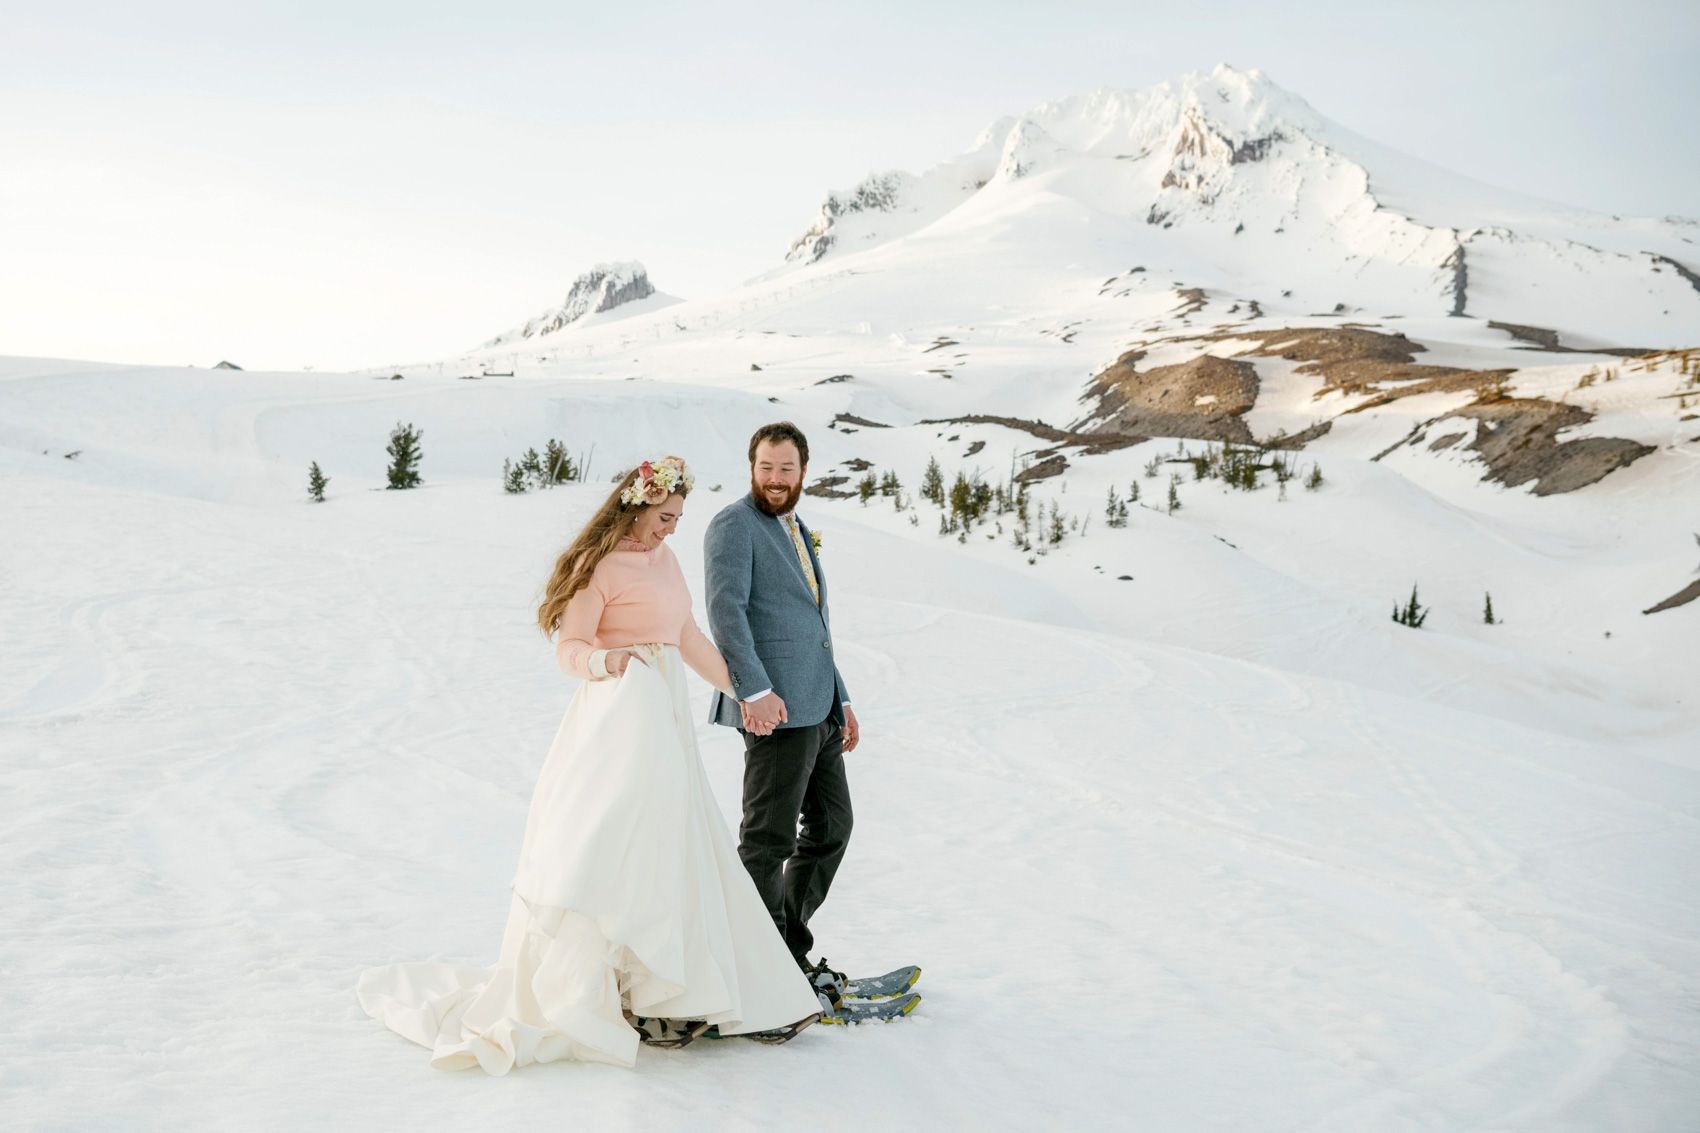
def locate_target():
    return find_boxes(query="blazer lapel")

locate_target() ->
[747,495,819,607]
[746,494,826,623]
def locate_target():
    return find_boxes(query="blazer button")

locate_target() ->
[822,640,831,650]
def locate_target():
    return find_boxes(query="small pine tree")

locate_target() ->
[1305,463,1324,491]
[949,472,973,524]
[1483,592,1496,625]
[879,470,901,497]
[307,461,328,502]
[1218,445,1259,491]
[385,422,423,489]
[1105,486,1121,526]
[503,459,526,494]
[1393,584,1429,628]
[858,473,878,504]
[1167,474,1181,514]
[544,439,576,484]
[921,457,945,506]
[519,447,546,490]
[1128,480,1140,505]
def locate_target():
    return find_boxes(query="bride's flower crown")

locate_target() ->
[620,455,695,507]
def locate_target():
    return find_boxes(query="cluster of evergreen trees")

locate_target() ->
[504,439,582,494]
[307,425,1491,639]
[306,423,588,502]
[1104,482,1137,527]
[1391,585,1500,629]
[917,455,1083,554]
[306,421,423,502]
[855,469,905,505]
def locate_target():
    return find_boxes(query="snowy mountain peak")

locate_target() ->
[776,65,1343,272]
[784,173,915,264]
[993,117,1067,181]
[484,262,675,347]
[772,66,1697,345]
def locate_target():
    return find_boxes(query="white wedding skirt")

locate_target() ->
[357,644,821,1073]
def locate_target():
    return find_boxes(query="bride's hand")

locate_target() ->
[606,649,640,676]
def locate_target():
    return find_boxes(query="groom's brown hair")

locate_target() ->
[748,421,809,467]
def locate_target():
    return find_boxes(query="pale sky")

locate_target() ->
[2,0,1695,371]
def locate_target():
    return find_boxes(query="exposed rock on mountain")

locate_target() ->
[1078,352,1259,443]
[1445,396,1655,495]
[485,263,676,347]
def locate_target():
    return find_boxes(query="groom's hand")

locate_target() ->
[739,702,770,736]
[743,693,787,736]
[841,705,860,753]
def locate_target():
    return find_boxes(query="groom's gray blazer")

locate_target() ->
[704,493,849,730]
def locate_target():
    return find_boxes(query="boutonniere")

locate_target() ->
[809,529,823,556]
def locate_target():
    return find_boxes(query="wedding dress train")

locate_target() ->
[357,644,821,1072]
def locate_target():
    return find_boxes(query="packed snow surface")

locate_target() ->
[4,63,1698,1132]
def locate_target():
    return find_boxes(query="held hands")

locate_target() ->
[740,693,787,737]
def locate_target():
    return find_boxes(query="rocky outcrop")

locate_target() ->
[1651,254,1700,298]
[1234,326,1445,392]
[1643,578,1700,614]
[486,263,657,345]
[786,174,906,264]
[1072,324,1664,493]
[1013,454,1068,482]
[1487,321,1649,356]
[1489,320,1562,350]
[920,413,1143,454]
[805,474,856,499]
[1450,397,1655,495]
[1077,352,1259,443]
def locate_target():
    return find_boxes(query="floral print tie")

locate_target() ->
[784,514,821,605]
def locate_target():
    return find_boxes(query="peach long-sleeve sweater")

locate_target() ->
[552,539,733,692]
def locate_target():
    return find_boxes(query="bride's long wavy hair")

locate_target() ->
[535,466,690,636]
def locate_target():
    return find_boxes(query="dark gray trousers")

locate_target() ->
[738,717,852,967]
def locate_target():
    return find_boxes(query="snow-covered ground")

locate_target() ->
[3,348,1697,1131]
[4,63,1699,1132]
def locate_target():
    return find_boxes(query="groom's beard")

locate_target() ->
[752,474,802,516]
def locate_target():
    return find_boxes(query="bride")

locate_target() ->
[357,456,824,1073]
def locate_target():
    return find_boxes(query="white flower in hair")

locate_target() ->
[620,455,695,506]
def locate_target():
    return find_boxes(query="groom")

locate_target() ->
[705,421,860,995]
